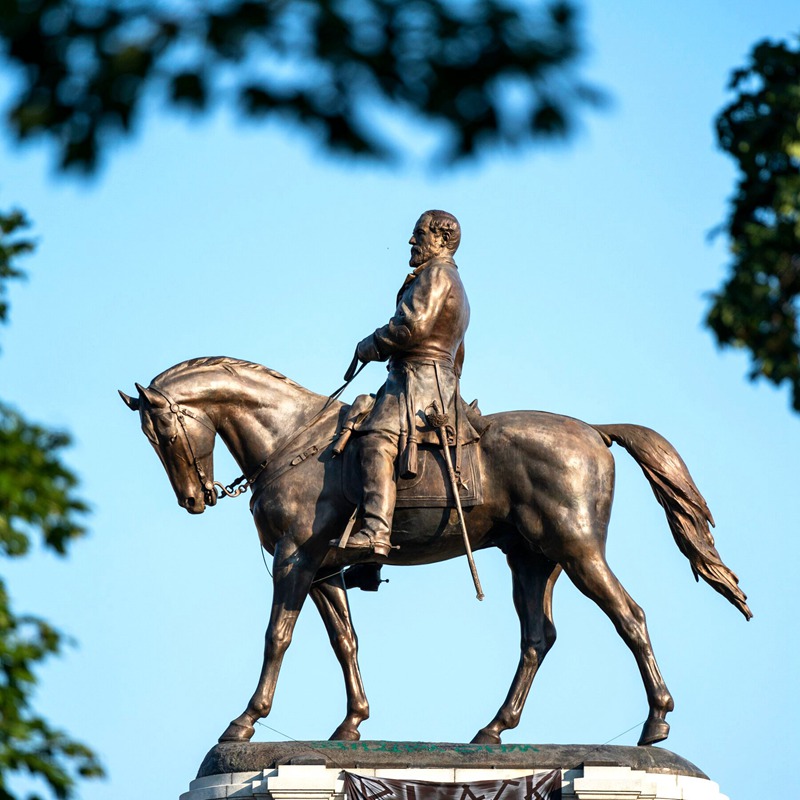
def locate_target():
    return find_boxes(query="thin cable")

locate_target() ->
[259,541,273,578]
[253,717,648,779]
[254,720,347,771]
[568,719,647,772]
[599,719,647,746]
[257,541,343,587]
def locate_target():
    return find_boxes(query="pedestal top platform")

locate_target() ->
[197,741,707,780]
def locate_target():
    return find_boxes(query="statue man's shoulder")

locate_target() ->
[407,257,464,301]
[424,257,462,283]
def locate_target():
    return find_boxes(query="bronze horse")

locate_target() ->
[120,356,750,748]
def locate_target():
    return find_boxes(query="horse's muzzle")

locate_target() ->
[182,495,207,514]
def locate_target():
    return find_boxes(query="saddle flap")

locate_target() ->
[342,438,483,509]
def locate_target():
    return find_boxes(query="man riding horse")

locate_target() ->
[339,209,479,557]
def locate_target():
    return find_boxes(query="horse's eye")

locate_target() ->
[168,434,178,445]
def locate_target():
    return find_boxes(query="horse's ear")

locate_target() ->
[135,382,163,407]
[119,389,140,411]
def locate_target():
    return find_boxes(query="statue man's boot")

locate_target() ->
[341,432,397,558]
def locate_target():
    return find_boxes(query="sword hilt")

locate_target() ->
[425,401,449,430]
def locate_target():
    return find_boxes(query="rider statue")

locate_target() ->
[338,209,479,557]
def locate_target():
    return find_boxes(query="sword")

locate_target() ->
[426,402,484,601]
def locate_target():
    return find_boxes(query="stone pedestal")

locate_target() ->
[180,742,728,800]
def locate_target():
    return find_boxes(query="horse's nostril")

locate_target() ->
[185,496,196,508]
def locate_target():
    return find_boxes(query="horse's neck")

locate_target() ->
[193,369,325,475]
[225,379,324,474]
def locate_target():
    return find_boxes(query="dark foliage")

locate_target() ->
[0,209,103,800]
[0,580,104,800]
[707,36,800,410]
[0,0,600,172]
[0,211,32,330]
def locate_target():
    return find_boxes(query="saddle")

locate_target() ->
[339,396,488,510]
[342,437,483,509]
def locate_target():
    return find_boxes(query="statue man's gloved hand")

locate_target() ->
[344,335,381,382]
[356,334,382,363]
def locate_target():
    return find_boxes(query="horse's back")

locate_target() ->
[480,409,610,461]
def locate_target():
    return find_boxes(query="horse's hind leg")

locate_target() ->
[561,552,674,746]
[472,545,561,745]
[310,573,369,741]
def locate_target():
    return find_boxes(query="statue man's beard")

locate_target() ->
[409,246,427,266]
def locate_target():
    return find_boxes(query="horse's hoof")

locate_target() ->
[471,728,502,745]
[638,716,670,746]
[330,725,361,742]
[219,718,255,743]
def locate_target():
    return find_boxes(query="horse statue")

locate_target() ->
[119,356,750,748]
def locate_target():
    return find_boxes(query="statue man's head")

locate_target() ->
[409,210,461,267]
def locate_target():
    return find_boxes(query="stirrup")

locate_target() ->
[331,530,395,558]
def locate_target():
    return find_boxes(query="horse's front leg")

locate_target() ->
[310,573,369,741]
[219,536,319,742]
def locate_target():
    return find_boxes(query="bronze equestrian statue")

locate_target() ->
[120,211,750,750]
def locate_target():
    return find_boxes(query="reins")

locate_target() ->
[155,360,368,503]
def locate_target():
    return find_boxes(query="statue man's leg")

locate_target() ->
[343,431,397,557]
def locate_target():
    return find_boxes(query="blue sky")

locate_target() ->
[1,3,798,799]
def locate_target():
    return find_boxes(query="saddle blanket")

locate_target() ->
[343,438,483,509]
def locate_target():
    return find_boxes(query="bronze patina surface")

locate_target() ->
[121,213,750,752]
[197,741,708,780]
[341,210,473,560]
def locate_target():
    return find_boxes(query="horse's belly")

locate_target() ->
[387,506,490,565]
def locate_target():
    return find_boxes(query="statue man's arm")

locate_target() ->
[356,266,449,362]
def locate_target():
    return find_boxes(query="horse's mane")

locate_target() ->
[151,356,302,389]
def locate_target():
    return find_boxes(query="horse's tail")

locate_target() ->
[592,423,752,621]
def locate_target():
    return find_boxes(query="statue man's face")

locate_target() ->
[409,215,448,267]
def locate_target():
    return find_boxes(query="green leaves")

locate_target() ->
[0,208,102,799]
[707,35,800,410]
[0,581,104,800]
[0,403,88,558]
[0,0,601,172]
[0,211,33,330]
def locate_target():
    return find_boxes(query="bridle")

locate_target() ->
[147,386,234,504]
[146,359,367,505]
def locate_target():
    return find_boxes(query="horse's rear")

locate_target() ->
[474,410,616,557]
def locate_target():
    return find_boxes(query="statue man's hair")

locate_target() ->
[422,209,461,252]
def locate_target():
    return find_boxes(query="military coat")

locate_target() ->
[355,254,478,446]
